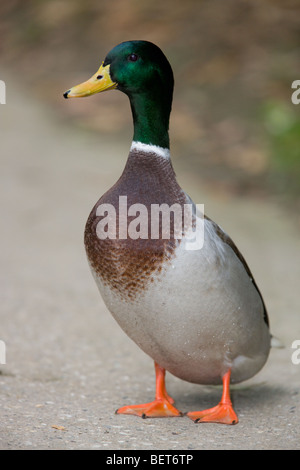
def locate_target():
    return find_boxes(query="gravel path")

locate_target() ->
[0,78,299,450]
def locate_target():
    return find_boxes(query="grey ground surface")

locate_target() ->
[0,79,299,450]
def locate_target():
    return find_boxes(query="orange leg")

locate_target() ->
[116,362,182,418]
[186,369,238,425]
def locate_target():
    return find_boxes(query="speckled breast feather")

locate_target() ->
[84,147,189,300]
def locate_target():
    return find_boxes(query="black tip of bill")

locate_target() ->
[63,90,70,99]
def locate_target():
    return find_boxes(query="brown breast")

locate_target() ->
[84,148,188,300]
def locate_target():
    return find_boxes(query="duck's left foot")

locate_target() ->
[186,369,238,425]
[115,361,182,419]
[186,403,238,425]
[116,399,182,418]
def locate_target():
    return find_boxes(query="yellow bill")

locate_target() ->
[63,62,117,99]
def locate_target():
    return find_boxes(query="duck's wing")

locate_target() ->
[205,214,270,328]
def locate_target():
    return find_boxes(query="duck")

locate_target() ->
[64,40,271,425]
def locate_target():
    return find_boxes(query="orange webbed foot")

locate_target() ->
[186,369,238,425]
[187,403,238,425]
[115,362,182,419]
[116,399,182,418]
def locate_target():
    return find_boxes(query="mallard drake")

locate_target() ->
[64,40,271,425]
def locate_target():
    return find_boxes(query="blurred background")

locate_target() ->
[1,1,300,449]
[1,0,300,215]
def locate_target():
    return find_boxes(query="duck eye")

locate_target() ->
[97,75,103,80]
[128,53,139,62]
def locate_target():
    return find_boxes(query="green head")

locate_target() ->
[64,40,174,149]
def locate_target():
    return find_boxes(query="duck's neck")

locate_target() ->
[128,89,172,150]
